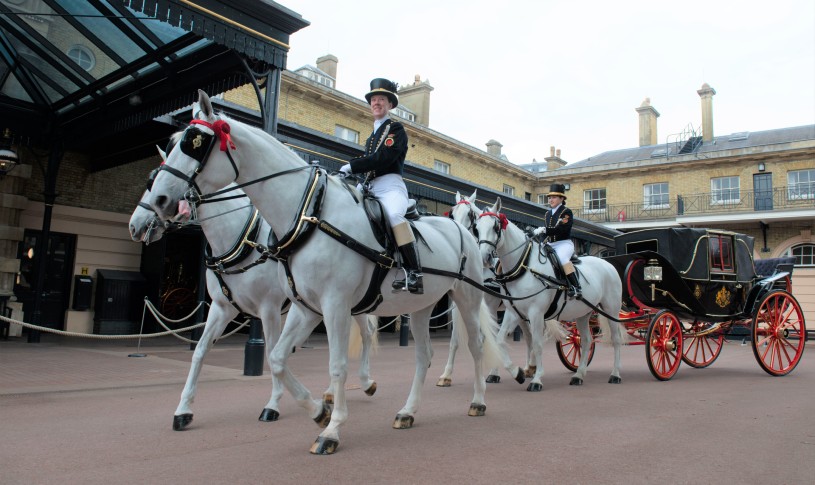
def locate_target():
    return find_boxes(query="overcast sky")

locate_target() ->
[283,0,815,165]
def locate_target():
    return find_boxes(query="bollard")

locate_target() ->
[243,318,265,376]
[399,314,410,347]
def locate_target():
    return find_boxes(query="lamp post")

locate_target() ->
[0,128,19,177]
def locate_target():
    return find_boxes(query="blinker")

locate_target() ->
[179,127,216,163]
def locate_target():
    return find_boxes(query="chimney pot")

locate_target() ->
[697,83,716,142]
[635,97,660,146]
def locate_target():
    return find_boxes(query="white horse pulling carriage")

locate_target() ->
[440,190,536,387]
[146,90,501,454]
[473,198,628,390]
[129,172,378,430]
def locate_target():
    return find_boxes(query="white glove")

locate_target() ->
[339,164,352,175]
[532,226,546,236]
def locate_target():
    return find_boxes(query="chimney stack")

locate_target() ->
[397,75,434,126]
[486,139,503,157]
[635,98,660,146]
[697,83,716,142]
[545,146,566,170]
[316,54,338,82]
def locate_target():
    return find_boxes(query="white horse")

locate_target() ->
[438,190,529,387]
[147,90,500,454]
[474,198,625,390]
[129,175,378,430]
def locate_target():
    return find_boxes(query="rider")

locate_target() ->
[533,183,582,298]
[339,78,422,294]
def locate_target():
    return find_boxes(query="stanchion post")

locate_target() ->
[399,314,410,347]
[243,317,264,376]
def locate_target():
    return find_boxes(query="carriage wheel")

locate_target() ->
[161,287,197,320]
[681,322,724,368]
[646,310,683,381]
[751,290,806,376]
[556,321,595,372]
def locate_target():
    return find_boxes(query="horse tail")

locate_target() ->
[477,301,503,373]
[348,316,362,358]
[544,319,568,342]
[349,315,380,359]
[594,313,634,345]
[367,315,380,353]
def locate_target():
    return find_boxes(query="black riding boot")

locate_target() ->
[566,272,582,299]
[393,242,423,294]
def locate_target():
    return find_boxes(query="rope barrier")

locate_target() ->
[0,299,457,341]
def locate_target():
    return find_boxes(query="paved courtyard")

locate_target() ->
[1,329,813,484]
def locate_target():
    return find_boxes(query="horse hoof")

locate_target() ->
[258,408,280,422]
[393,414,414,429]
[468,403,486,416]
[514,368,525,384]
[313,402,332,428]
[173,413,193,431]
[570,377,584,386]
[322,393,334,405]
[436,377,452,387]
[524,366,537,378]
[364,382,377,396]
[608,376,622,384]
[309,436,339,455]
[486,374,501,384]
[526,382,542,392]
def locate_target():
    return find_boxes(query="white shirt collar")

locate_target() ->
[550,203,562,213]
[374,116,389,133]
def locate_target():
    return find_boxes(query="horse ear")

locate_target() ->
[455,191,462,202]
[156,145,166,161]
[469,189,477,202]
[494,197,502,213]
[197,89,214,119]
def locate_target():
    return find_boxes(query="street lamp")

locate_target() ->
[0,129,19,177]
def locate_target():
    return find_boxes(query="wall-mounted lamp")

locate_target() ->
[758,162,766,172]
[0,129,19,177]
[564,183,571,191]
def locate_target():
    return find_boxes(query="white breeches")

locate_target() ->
[549,239,575,264]
[368,173,408,227]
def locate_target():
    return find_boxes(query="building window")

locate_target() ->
[67,45,95,71]
[391,106,415,122]
[524,192,532,201]
[788,169,815,200]
[537,194,547,205]
[710,176,740,205]
[298,68,334,88]
[334,125,359,144]
[786,244,815,267]
[583,188,606,212]
[503,184,515,196]
[643,182,669,209]
[433,160,450,174]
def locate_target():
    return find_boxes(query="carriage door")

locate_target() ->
[753,173,773,211]
[14,230,77,330]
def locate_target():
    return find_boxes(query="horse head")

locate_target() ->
[450,189,481,233]
[149,90,241,222]
[474,198,508,266]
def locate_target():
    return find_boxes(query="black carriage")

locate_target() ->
[563,228,806,380]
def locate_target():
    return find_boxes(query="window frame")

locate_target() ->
[710,176,740,205]
[583,188,607,214]
[334,124,359,144]
[643,182,669,209]
[433,159,450,174]
[787,169,815,200]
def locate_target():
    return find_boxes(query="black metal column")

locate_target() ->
[28,141,63,343]
[243,318,264,376]
[399,314,410,347]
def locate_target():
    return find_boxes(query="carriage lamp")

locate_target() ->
[643,259,663,282]
[0,129,19,177]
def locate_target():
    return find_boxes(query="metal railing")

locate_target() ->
[574,185,815,223]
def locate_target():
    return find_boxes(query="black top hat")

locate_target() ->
[547,183,567,199]
[365,78,399,107]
